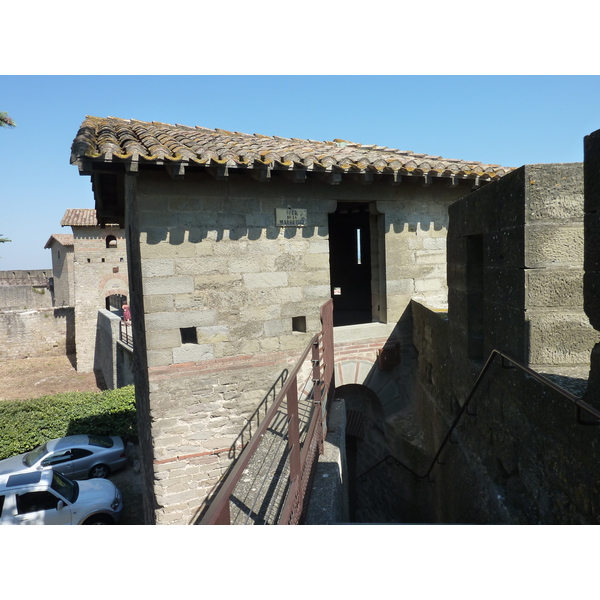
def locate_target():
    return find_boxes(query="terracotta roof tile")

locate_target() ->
[60,209,99,227]
[44,233,74,249]
[71,116,514,181]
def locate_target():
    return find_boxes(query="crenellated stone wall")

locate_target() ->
[0,269,53,311]
[378,162,600,524]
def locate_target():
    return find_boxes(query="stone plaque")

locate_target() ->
[276,208,307,227]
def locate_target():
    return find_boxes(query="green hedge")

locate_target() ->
[0,386,137,460]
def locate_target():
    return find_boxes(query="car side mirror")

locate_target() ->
[56,500,65,511]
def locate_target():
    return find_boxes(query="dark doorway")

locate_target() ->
[106,294,127,313]
[328,202,372,327]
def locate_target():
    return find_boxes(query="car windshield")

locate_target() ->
[23,443,49,467]
[51,471,79,504]
[88,435,113,448]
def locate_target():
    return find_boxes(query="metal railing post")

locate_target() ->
[287,376,301,485]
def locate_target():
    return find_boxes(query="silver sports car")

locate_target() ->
[0,435,127,480]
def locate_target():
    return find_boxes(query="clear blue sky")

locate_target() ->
[2,75,600,270]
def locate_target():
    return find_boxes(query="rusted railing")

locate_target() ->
[359,349,600,481]
[119,321,133,348]
[199,299,334,525]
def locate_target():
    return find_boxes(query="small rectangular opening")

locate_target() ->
[180,327,198,344]
[292,316,307,333]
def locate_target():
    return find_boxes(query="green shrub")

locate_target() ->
[0,386,137,460]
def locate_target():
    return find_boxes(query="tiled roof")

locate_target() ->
[60,209,99,227]
[44,233,74,249]
[71,116,513,183]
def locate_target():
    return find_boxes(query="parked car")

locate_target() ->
[0,469,123,524]
[0,435,127,480]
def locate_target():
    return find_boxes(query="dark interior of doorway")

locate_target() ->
[106,294,127,313]
[328,202,372,327]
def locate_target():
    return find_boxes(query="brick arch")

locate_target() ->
[334,357,401,411]
[335,358,377,388]
[97,272,128,292]
[97,273,129,304]
[102,286,128,299]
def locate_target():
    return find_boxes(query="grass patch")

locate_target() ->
[0,386,137,460]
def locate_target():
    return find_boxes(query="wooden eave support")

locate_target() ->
[96,210,125,228]
[282,168,307,184]
[207,164,229,180]
[124,159,139,174]
[447,174,460,188]
[165,161,188,180]
[77,159,94,176]
[313,165,343,185]
[391,171,403,186]
[249,165,272,183]
[348,171,373,185]
[423,173,433,187]
[317,171,342,185]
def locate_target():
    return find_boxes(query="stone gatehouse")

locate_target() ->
[70,116,511,524]
[45,209,129,375]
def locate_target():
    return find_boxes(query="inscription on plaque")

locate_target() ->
[276,208,307,227]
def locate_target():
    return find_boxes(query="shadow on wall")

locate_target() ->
[388,218,446,234]
[141,218,447,247]
[144,226,328,245]
[337,382,435,523]
[334,305,418,418]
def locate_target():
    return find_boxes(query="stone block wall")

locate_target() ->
[0,269,53,310]
[404,300,600,524]
[94,309,130,390]
[0,307,74,360]
[384,163,600,524]
[127,170,471,524]
[71,226,128,372]
[47,243,74,307]
[448,163,598,371]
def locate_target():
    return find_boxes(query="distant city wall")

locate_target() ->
[0,307,74,360]
[0,269,53,310]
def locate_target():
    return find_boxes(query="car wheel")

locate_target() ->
[83,514,113,525]
[89,464,110,479]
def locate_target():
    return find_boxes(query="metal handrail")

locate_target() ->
[227,369,288,461]
[359,349,600,481]
[199,299,334,524]
[119,320,133,348]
